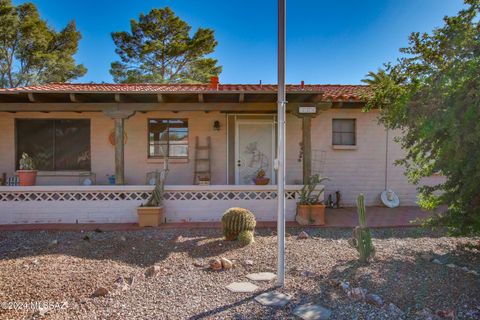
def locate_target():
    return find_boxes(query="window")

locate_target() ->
[332,119,356,146]
[148,119,188,158]
[16,119,91,171]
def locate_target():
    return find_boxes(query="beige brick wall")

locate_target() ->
[0,111,227,185]
[0,109,442,206]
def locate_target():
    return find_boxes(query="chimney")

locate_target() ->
[210,76,219,90]
[301,80,305,89]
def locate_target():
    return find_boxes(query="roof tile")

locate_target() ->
[0,83,370,102]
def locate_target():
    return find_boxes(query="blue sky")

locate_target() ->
[14,0,465,84]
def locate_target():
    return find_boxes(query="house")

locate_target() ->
[0,80,442,224]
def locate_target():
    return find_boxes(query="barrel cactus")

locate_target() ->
[221,207,256,241]
[348,194,375,262]
[238,230,254,246]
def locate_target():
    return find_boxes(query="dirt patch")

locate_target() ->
[0,228,478,319]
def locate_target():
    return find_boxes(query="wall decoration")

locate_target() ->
[109,130,128,146]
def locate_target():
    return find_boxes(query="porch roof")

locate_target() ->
[0,83,370,112]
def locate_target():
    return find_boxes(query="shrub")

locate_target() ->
[221,207,256,241]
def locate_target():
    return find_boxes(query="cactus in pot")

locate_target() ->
[137,156,169,227]
[348,194,375,263]
[18,153,38,186]
[221,207,256,241]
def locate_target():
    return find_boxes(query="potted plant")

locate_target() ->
[18,153,37,186]
[296,174,330,225]
[253,168,270,185]
[137,158,169,227]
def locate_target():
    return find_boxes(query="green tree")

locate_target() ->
[363,0,480,235]
[110,7,222,84]
[0,0,86,88]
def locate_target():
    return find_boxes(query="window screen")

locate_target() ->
[16,119,91,171]
[148,119,188,158]
[332,119,356,146]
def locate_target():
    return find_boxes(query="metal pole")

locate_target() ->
[277,0,286,287]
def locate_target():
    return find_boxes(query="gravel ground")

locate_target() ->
[0,227,479,320]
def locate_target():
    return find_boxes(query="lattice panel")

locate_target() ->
[0,190,297,202]
[0,191,151,202]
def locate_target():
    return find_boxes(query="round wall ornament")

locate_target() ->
[109,130,128,146]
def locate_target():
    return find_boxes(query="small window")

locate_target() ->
[148,119,188,158]
[16,119,91,171]
[332,119,356,146]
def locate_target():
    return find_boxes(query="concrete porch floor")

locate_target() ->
[0,206,430,232]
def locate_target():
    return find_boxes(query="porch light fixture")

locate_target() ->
[213,120,221,131]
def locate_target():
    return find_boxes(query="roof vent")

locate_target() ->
[210,76,219,90]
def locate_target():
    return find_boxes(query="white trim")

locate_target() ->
[235,119,276,185]
[331,145,358,150]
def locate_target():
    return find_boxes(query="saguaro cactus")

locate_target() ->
[348,194,375,263]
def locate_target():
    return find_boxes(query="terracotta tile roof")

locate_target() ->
[0,83,370,102]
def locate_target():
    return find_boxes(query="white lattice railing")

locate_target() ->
[0,185,314,224]
[0,185,298,202]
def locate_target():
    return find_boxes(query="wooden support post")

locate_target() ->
[302,116,312,184]
[104,109,135,185]
[114,118,125,185]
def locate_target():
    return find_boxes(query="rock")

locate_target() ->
[460,266,469,272]
[125,276,135,286]
[31,259,39,266]
[221,258,233,270]
[365,293,384,307]
[301,270,316,278]
[339,281,350,293]
[91,287,109,297]
[193,260,205,268]
[436,309,455,318]
[388,303,404,316]
[467,270,479,276]
[446,263,457,268]
[432,259,443,265]
[119,236,127,241]
[297,231,310,239]
[49,239,59,246]
[416,308,435,320]
[347,287,366,301]
[209,258,222,271]
[245,259,254,266]
[420,253,434,261]
[144,265,161,278]
[34,307,49,317]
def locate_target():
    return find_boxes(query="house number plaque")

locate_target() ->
[298,106,317,114]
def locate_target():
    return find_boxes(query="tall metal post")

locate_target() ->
[277,0,286,287]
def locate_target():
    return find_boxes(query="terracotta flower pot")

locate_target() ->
[296,204,326,226]
[18,170,38,186]
[137,206,164,227]
[254,177,270,185]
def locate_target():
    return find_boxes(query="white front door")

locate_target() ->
[235,120,275,185]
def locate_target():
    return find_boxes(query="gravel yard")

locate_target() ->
[0,227,479,319]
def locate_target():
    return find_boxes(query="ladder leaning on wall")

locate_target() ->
[193,136,211,185]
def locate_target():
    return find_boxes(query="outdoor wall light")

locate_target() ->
[213,120,221,131]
